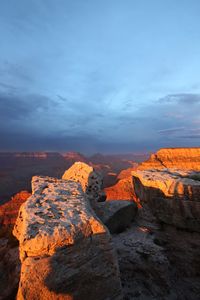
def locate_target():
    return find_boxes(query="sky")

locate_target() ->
[0,0,200,154]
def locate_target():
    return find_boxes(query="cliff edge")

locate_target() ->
[138,147,200,170]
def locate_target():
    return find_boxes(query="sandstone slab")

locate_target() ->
[132,169,200,231]
[13,176,122,300]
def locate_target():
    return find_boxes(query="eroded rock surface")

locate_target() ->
[113,215,200,300]
[138,147,200,170]
[13,176,122,300]
[62,162,106,206]
[95,200,137,234]
[132,169,200,231]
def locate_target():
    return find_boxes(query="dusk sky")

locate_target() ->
[0,0,200,153]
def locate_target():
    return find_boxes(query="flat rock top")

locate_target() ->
[138,147,200,170]
[132,169,200,199]
[13,176,106,258]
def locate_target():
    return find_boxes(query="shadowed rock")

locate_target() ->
[95,200,137,234]
[13,176,122,300]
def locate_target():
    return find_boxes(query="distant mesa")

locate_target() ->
[61,151,87,162]
[138,147,200,170]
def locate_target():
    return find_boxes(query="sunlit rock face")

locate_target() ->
[0,191,31,227]
[105,177,136,201]
[138,147,200,170]
[62,162,106,206]
[104,166,141,207]
[13,176,122,300]
[132,169,200,231]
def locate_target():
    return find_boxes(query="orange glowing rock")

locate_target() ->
[104,175,142,208]
[0,191,31,227]
[138,147,200,170]
[13,176,122,300]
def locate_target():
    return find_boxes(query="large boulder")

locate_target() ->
[95,200,137,234]
[132,169,200,231]
[13,176,122,300]
[62,162,106,205]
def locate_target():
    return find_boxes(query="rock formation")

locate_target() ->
[132,169,200,231]
[62,162,106,205]
[138,147,200,170]
[105,177,135,201]
[104,165,141,207]
[13,176,122,300]
[94,200,137,233]
[0,191,31,227]
[0,238,20,300]
[113,219,200,299]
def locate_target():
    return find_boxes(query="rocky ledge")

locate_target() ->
[132,169,200,231]
[138,147,200,170]
[13,175,122,300]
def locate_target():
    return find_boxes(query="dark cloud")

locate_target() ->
[159,94,200,105]
[0,128,99,153]
[0,92,56,120]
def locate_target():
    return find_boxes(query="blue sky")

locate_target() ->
[0,0,200,153]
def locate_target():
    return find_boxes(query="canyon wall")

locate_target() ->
[13,176,122,300]
[138,147,200,170]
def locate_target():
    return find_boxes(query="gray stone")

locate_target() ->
[95,200,137,234]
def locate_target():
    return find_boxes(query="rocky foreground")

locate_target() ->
[13,175,123,300]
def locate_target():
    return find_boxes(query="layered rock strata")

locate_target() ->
[138,147,200,170]
[132,169,200,231]
[13,176,122,300]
